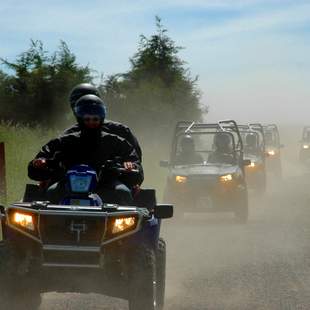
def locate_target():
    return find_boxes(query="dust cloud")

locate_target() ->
[37,124,310,310]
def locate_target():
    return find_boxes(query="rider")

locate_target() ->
[28,95,143,205]
[63,83,142,162]
[175,135,203,165]
[208,133,235,164]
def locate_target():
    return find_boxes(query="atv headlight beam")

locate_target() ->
[13,212,35,231]
[111,217,137,234]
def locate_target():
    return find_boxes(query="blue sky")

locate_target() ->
[1,0,310,124]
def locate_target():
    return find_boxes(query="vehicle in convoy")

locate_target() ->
[160,120,249,223]
[0,162,173,310]
[299,126,310,164]
[238,123,267,194]
[263,124,283,177]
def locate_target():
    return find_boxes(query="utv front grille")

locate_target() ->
[40,215,106,246]
[187,176,218,189]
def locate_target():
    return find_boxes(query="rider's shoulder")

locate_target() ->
[58,131,81,142]
[61,124,80,136]
[101,131,126,142]
[104,120,130,131]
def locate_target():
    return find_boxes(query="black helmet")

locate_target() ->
[214,133,232,152]
[69,83,101,109]
[74,95,106,121]
[246,133,257,147]
[180,135,195,152]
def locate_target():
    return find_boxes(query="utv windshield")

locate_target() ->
[265,130,276,146]
[302,128,310,142]
[172,132,236,167]
[240,131,262,157]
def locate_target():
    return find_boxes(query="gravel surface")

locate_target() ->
[40,172,310,310]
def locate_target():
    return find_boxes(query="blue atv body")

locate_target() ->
[0,164,173,310]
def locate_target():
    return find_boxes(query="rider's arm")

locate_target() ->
[104,121,143,162]
[28,138,63,181]
[115,138,144,186]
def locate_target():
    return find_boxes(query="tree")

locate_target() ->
[100,17,203,141]
[0,40,92,126]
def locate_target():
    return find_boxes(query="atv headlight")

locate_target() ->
[111,217,137,234]
[220,174,233,182]
[175,176,187,183]
[303,145,309,149]
[267,150,276,156]
[13,212,34,231]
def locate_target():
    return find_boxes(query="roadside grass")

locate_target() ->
[0,123,56,204]
[0,123,168,205]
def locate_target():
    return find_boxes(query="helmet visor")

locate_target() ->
[74,103,106,120]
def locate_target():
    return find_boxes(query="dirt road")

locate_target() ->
[41,170,310,310]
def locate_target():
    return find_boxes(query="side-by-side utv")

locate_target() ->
[263,124,283,177]
[299,126,310,165]
[0,163,173,310]
[160,120,249,223]
[239,123,267,194]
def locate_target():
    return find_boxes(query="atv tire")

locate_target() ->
[156,238,166,310]
[128,245,157,310]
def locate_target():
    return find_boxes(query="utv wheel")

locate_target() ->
[156,238,166,310]
[128,245,157,310]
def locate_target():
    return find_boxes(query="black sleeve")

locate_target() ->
[124,128,142,162]
[104,121,143,161]
[28,138,63,181]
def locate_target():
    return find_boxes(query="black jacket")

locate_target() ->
[28,131,144,187]
[63,120,142,161]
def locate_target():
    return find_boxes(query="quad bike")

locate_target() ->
[0,162,173,310]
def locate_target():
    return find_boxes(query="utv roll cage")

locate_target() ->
[170,120,244,165]
[263,124,281,147]
[302,126,310,141]
[238,123,266,153]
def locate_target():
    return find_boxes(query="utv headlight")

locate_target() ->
[175,176,187,183]
[249,162,256,168]
[303,145,309,149]
[13,212,35,231]
[111,217,137,234]
[267,150,276,156]
[220,174,233,182]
